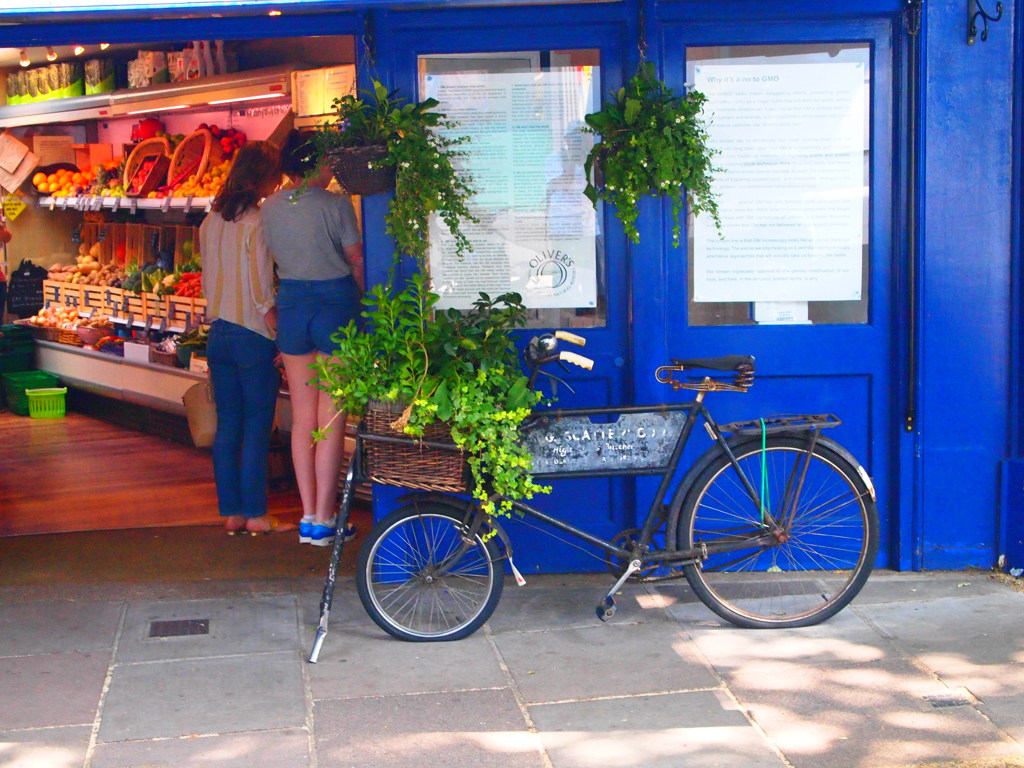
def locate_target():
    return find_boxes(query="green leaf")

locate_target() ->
[624,97,642,125]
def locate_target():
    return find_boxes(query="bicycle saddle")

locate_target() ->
[669,355,755,372]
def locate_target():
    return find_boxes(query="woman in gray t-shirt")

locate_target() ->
[261,132,363,547]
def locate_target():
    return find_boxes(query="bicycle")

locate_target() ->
[308,331,879,661]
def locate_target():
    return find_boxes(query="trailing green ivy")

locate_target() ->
[584,62,721,246]
[316,274,548,517]
[308,80,476,267]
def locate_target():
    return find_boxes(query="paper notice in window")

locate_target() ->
[692,61,868,303]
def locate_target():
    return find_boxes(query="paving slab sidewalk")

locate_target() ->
[0,570,1022,768]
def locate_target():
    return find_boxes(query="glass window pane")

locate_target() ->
[419,50,606,329]
[686,44,871,327]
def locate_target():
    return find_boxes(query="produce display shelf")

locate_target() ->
[36,340,204,416]
[37,196,214,214]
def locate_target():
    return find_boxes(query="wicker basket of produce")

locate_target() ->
[57,328,84,347]
[167,129,223,191]
[149,345,178,367]
[15,318,60,342]
[123,137,171,197]
[361,400,468,492]
[326,145,395,196]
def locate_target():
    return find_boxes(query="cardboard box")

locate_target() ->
[189,355,208,374]
[72,143,113,172]
[32,135,75,167]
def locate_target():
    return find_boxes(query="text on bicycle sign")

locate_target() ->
[523,411,688,474]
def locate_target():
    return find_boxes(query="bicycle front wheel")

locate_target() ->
[356,501,504,641]
[678,435,878,628]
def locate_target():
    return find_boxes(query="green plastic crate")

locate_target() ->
[1,371,60,416]
[0,350,35,374]
[26,387,67,419]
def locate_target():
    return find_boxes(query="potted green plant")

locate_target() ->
[583,62,721,246]
[309,80,476,266]
[316,274,548,517]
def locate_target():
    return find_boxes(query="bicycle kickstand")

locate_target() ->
[308,464,358,664]
[597,559,642,621]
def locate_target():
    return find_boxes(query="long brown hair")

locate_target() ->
[212,141,281,222]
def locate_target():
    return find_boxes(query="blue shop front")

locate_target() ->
[1,0,1020,574]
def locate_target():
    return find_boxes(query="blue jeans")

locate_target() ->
[206,319,281,519]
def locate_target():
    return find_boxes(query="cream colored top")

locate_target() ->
[199,208,276,339]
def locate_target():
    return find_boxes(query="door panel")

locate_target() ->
[655,20,896,565]
[386,11,634,572]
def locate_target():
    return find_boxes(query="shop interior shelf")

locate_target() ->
[37,196,213,214]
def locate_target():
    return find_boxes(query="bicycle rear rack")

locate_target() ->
[720,413,843,435]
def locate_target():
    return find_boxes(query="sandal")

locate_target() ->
[224,515,246,536]
[245,516,296,535]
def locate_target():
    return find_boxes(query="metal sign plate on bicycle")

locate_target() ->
[523,407,689,475]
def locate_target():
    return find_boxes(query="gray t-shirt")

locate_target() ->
[261,187,361,281]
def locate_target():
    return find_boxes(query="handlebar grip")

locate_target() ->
[555,330,587,347]
[560,351,595,370]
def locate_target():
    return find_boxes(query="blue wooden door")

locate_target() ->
[380,6,637,572]
[639,14,900,567]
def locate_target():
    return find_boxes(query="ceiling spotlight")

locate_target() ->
[73,45,85,56]
[268,9,282,15]
[99,43,110,50]
[19,50,30,67]
[45,46,57,62]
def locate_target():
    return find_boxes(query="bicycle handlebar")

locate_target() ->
[560,350,594,370]
[555,330,586,347]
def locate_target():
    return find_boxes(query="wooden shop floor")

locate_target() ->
[2,408,313,536]
[0,408,371,586]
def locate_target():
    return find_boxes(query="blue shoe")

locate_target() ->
[299,518,315,544]
[310,518,337,547]
[341,523,357,542]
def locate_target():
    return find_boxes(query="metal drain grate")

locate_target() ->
[922,690,974,708]
[148,619,210,638]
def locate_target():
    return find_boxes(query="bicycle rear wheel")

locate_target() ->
[677,435,878,628]
[356,501,504,641]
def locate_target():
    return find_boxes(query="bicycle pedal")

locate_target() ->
[596,596,617,621]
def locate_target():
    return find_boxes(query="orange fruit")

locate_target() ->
[46,174,58,185]
[72,172,84,184]
[32,172,46,186]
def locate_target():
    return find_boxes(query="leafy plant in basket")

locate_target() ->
[315,273,548,517]
[583,62,721,246]
[308,80,476,267]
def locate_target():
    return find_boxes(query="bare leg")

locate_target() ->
[314,353,348,522]
[281,350,319,519]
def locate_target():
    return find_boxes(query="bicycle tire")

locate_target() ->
[677,435,878,628]
[356,501,504,641]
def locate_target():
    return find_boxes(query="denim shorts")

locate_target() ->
[276,276,359,356]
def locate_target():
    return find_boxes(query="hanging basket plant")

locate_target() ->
[308,80,476,267]
[583,62,721,246]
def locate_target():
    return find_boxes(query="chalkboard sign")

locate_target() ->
[523,410,688,475]
[6,260,47,319]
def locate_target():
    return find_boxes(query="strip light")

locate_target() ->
[207,93,286,105]
[126,104,189,115]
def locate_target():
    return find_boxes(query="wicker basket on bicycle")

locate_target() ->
[361,400,469,492]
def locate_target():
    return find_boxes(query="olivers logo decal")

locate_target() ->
[528,249,577,297]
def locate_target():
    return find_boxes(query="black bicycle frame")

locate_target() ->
[504,395,790,570]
